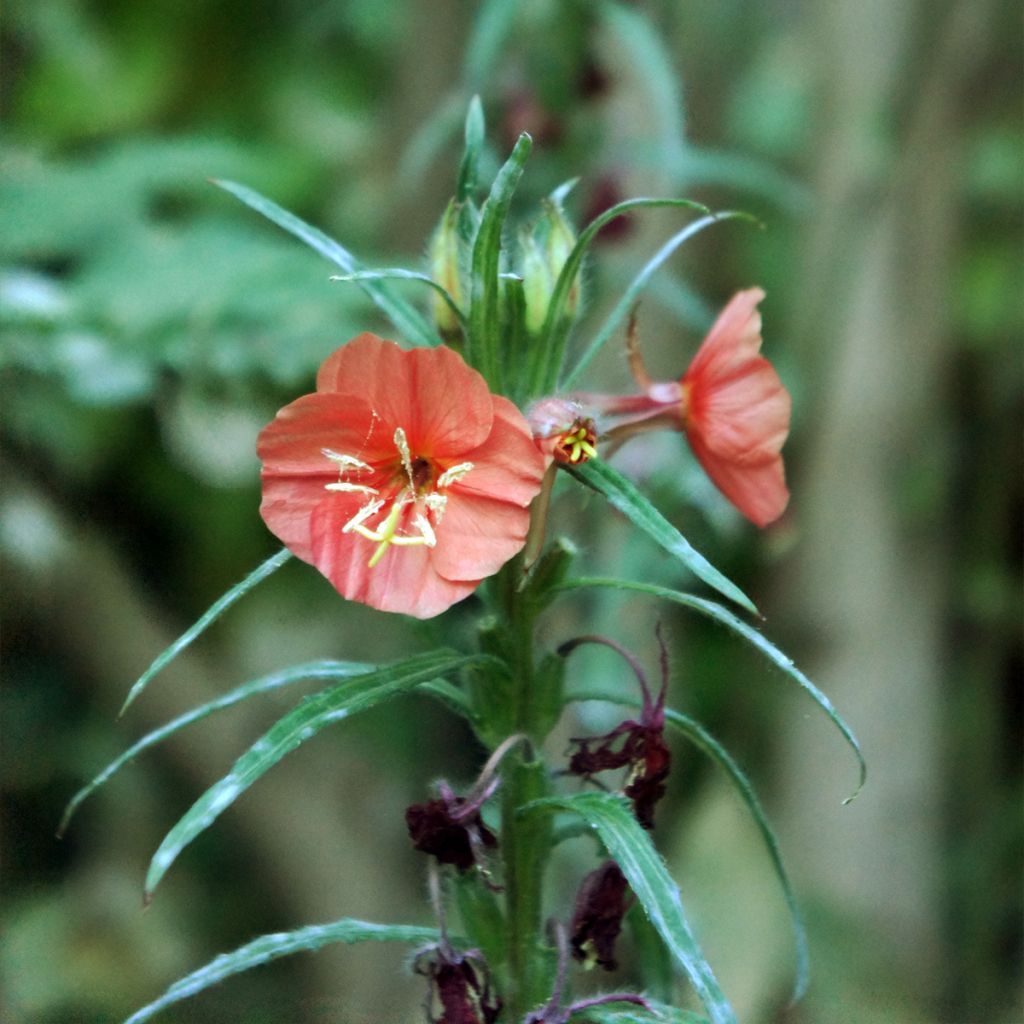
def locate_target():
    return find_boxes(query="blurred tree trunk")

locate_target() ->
[778,0,993,1014]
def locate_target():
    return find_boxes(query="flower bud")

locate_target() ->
[541,197,580,316]
[520,230,550,337]
[428,198,466,338]
[519,197,581,336]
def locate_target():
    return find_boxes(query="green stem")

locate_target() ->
[485,561,554,1017]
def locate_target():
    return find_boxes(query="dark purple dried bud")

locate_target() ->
[405,798,497,872]
[569,860,632,971]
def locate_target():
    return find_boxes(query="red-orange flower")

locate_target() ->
[586,289,790,527]
[257,334,546,618]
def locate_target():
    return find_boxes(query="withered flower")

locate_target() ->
[568,860,633,971]
[413,863,502,1024]
[405,783,498,873]
[406,734,527,878]
[560,629,672,829]
[525,918,650,1022]
[414,950,502,1024]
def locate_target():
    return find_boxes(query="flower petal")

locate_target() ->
[258,392,391,560]
[686,356,791,463]
[684,287,766,385]
[309,498,479,618]
[315,334,494,456]
[686,430,789,527]
[453,395,548,506]
[432,492,533,582]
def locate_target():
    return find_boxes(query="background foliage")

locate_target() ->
[2,0,1021,1021]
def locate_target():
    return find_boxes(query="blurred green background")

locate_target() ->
[2,0,1021,1021]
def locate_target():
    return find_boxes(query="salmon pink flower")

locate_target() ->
[585,289,791,527]
[257,334,546,618]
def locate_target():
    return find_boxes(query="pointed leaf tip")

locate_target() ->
[118,549,293,716]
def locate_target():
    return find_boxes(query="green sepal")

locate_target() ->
[502,274,530,404]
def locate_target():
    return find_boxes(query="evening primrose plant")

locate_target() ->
[62,100,864,1023]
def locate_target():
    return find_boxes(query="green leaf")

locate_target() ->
[467,132,532,388]
[565,461,756,614]
[531,197,710,396]
[561,211,758,389]
[213,179,441,348]
[557,576,866,802]
[119,549,292,714]
[123,919,447,1024]
[457,96,486,201]
[566,682,808,1003]
[60,660,373,837]
[522,792,735,1024]
[144,650,489,900]
[330,269,466,328]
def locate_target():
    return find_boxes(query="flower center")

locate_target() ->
[322,426,474,568]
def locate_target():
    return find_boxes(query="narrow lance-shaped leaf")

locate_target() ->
[531,197,711,395]
[467,132,531,389]
[123,919,450,1024]
[557,576,866,801]
[566,683,808,1003]
[61,661,372,837]
[120,548,292,715]
[522,792,736,1024]
[565,461,757,615]
[144,650,490,900]
[213,179,441,348]
[561,210,758,389]
[330,269,467,328]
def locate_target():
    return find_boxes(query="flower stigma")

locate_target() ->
[553,419,598,465]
